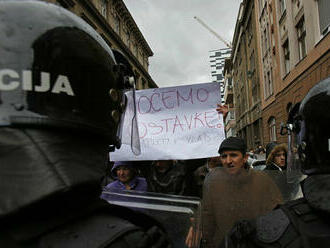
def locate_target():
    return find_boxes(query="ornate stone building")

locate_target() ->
[43,0,157,89]
[223,58,236,137]
[256,0,330,144]
[231,0,263,150]
[230,0,329,148]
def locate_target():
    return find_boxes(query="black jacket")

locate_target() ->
[0,128,169,248]
[220,175,330,248]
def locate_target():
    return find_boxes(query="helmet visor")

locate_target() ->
[130,82,141,155]
[287,121,304,183]
[118,77,141,156]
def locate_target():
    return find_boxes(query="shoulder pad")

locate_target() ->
[256,209,290,243]
[39,212,141,247]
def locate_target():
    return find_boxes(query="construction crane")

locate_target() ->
[194,16,232,49]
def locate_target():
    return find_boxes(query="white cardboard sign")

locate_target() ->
[110,82,225,161]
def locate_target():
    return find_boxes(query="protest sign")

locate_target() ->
[110,82,225,161]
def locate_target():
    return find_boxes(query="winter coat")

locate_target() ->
[265,143,288,169]
[202,167,283,248]
[145,161,188,196]
[265,144,303,202]
[103,177,147,192]
[265,161,283,171]
[264,167,304,202]
[193,165,210,198]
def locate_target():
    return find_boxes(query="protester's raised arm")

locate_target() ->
[216,104,229,119]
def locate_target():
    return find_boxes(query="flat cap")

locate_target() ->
[218,137,247,155]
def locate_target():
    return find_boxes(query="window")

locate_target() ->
[247,18,253,44]
[100,0,107,18]
[318,0,330,35]
[227,78,233,88]
[252,80,259,104]
[228,111,235,120]
[265,69,273,97]
[268,117,277,141]
[125,28,131,48]
[114,14,120,34]
[110,0,115,15]
[279,0,286,15]
[249,51,255,72]
[264,28,268,55]
[259,0,264,14]
[135,45,139,58]
[264,69,273,98]
[286,102,293,113]
[269,68,273,96]
[266,23,271,51]
[241,92,247,113]
[282,40,290,75]
[216,74,224,81]
[237,94,241,117]
[297,17,306,60]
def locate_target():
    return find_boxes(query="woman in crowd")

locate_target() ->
[265,143,287,171]
[103,161,147,192]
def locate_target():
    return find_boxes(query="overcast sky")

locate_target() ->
[124,0,242,88]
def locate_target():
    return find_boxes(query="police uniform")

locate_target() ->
[0,1,170,247]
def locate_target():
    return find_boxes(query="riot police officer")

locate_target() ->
[220,77,330,248]
[0,1,170,247]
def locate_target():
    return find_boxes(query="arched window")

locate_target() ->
[286,102,292,113]
[268,117,277,142]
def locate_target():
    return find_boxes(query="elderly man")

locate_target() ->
[202,137,283,247]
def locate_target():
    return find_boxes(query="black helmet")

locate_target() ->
[0,0,133,148]
[287,77,330,176]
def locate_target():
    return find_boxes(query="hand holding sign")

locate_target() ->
[216,104,229,119]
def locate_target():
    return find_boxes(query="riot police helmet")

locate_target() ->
[0,0,132,148]
[287,77,330,176]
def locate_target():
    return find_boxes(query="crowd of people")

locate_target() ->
[102,159,206,198]
[101,109,304,247]
[101,122,293,200]
[101,80,327,248]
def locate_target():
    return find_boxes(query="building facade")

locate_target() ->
[256,0,330,144]
[209,48,232,104]
[230,0,330,148]
[43,0,157,89]
[231,0,263,150]
[223,58,236,137]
